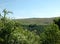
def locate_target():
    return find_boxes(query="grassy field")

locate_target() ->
[14,18,54,25]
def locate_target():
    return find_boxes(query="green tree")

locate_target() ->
[2,9,12,18]
[0,9,14,44]
[53,17,60,29]
[40,24,60,44]
[8,27,40,44]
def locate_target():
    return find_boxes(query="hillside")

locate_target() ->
[14,18,54,25]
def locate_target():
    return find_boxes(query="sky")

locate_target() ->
[0,0,60,19]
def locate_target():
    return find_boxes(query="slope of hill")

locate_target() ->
[13,18,54,25]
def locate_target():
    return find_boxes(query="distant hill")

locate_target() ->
[13,18,55,25]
